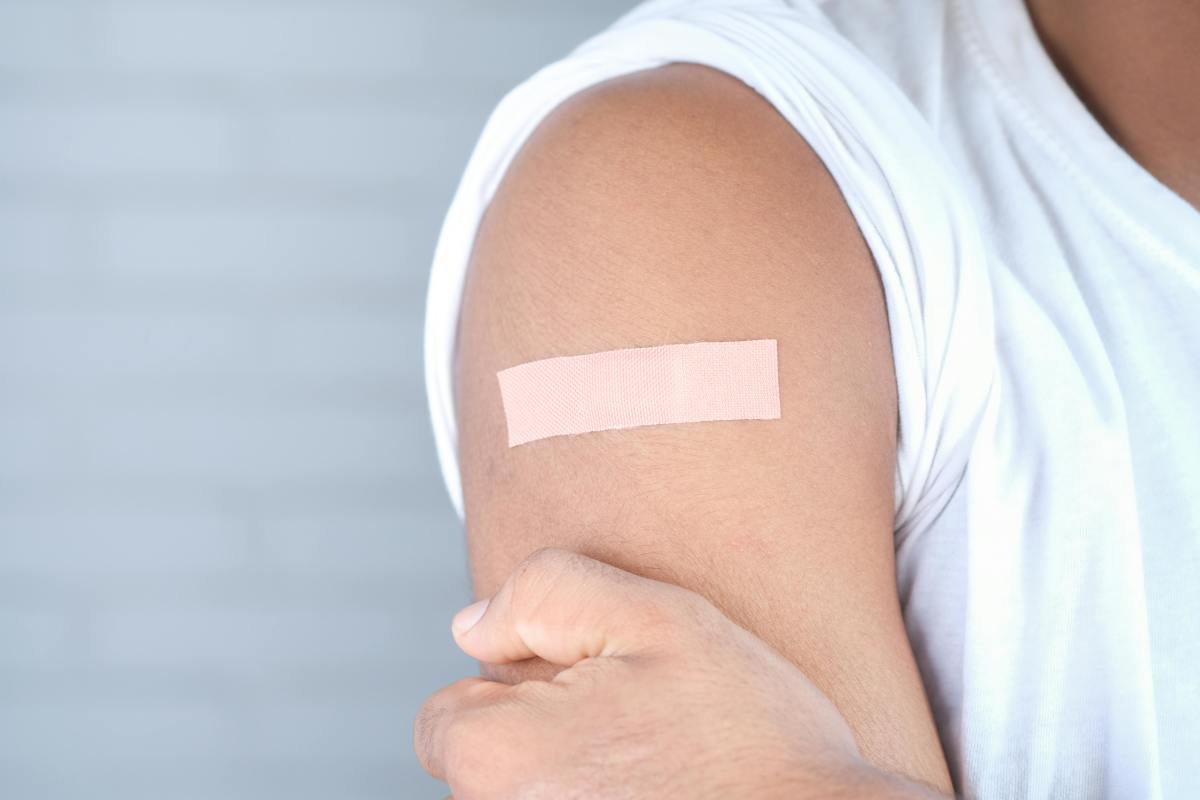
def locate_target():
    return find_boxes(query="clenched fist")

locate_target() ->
[415,548,944,799]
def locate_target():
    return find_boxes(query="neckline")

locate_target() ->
[956,0,1200,274]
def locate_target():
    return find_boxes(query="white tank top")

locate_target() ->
[423,1,1200,796]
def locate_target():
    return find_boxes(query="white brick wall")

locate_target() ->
[0,1,634,797]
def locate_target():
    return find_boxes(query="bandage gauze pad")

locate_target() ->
[497,339,780,447]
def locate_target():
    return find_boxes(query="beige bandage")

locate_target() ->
[497,339,781,447]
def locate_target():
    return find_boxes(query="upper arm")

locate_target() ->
[453,63,952,792]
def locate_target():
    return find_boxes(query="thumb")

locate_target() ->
[452,548,695,666]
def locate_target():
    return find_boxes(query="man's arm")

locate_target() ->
[453,63,953,793]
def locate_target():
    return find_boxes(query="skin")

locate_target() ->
[445,63,953,794]
[418,1,1199,795]
[1027,0,1200,207]
[415,548,944,800]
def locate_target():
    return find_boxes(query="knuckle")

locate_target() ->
[412,697,448,773]
[440,711,479,769]
[518,546,580,581]
[651,584,719,643]
[412,678,495,777]
[443,709,526,796]
[507,675,555,706]
[449,707,513,783]
[512,547,591,604]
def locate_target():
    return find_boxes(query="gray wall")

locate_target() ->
[0,1,631,797]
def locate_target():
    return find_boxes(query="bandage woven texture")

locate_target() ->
[497,339,780,447]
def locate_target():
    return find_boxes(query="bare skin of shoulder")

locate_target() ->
[418,1,1200,795]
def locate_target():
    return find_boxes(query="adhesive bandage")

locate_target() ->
[497,339,780,447]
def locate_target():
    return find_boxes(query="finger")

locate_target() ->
[413,677,508,781]
[482,657,564,685]
[451,547,699,666]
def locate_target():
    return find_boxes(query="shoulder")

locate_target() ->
[464,61,892,392]
[457,59,898,551]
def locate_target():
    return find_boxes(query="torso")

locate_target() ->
[821,0,1200,794]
